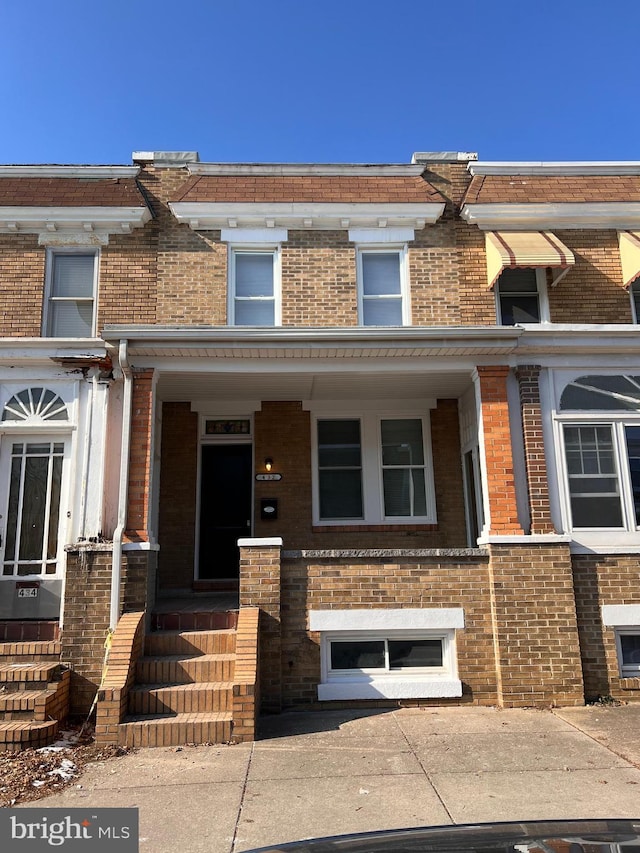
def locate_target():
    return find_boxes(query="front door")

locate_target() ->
[198,444,252,579]
[0,437,67,579]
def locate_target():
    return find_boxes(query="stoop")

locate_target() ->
[0,641,70,751]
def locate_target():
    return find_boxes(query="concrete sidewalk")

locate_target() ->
[30,706,640,853]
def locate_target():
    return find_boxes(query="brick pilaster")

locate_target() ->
[515,365,555,534]
[239,538,282,713]
[476,366,523,535]
[126,368,155,541]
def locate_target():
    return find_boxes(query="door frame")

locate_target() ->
[0,433,73,581]
[194,415,254,581]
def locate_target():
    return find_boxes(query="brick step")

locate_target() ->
[0,687,58,720]
[0,661,60,688]
[128,682,234,715]
[118,712,233,748]
[0,719,59,752]
[150,611,238,632]
[0,621,59,643]
[0,641,61,662]
[145,629,236,657]
[136,654,235,684]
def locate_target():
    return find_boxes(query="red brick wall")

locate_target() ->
[476,366,523,535]
[157,402,198,590]
[515,365,554,534]
[126,369,155,542]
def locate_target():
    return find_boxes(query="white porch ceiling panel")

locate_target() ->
[156,370,472,402]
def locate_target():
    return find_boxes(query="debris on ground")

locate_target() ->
[0,725,130,807]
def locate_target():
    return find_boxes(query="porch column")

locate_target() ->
[475,366,523,535]
[239,538,282,713]
[126,368,155,542]
[515,365,555,534]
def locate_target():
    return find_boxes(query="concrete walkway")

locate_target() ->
[31,705,640,853]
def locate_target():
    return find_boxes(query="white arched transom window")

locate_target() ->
[2,388,68,423]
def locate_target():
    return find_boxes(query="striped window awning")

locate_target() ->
[485,231,575,288]
[618,231,640,288]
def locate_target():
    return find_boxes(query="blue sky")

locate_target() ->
[2,0,639,165]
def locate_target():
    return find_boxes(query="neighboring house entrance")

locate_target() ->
[198,444,252,580]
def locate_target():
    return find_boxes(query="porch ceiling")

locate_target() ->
[155,369,474,402]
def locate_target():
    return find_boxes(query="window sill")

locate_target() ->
[318,678,462,701]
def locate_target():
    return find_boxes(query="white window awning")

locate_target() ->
[485,231,575,288]
[618,231,640,288]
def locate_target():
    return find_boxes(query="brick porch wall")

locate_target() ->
[62,547,154,715]
[572,554,640,702]
[487,543,584,707]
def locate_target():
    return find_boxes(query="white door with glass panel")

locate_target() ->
[0,437,69,578]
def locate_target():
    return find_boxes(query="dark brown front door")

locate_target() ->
[198,444,252,579]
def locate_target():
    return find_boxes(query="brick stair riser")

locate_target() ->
[136,657,235,684]
[145,631,236,657]
[118,718,232,748]
[129,685,233,715]
[0,680,52,693]
[0,720,59,752]
[0,664,60,684]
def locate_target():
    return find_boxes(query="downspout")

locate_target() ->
[110,339,132,630]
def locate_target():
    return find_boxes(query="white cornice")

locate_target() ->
[514,324,640,357]
[0,206,152,241]
[0,165,140,178]
[460,202,640,230]
[187,163,425,176]
[468,161,640,176]
[0,338,106,365]
[169,202,443,231]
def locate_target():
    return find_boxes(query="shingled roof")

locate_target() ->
[171,174,444,205]
[463,175,640,205]
[0,177,148,207]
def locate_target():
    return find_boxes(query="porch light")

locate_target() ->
[264,457,273,472]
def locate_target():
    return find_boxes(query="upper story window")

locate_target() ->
[496,268,548,325]
[558,375,640,532]
[357,248,408,326]
[229,249,280,326]
[314,412,435,525]
[44,251,97,338]
[631,281,640,323]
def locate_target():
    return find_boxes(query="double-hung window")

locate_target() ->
[357,248,408,326]
[230,249,279,326]
[558,375,640,532]
[496,268,548,325]
[315,412,435,524]
[45,252,97,337]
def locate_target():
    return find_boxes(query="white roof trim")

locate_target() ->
[460,202,640,230]
[187,163,425,176]
[0,165,140,178]
[170,201,444,231]
[0,205,152,239]
[469,161,640,176]
[309,607,465,631]
[0,338,106,365]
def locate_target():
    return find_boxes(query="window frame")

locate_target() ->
[495,267,549,325]
[356,245,410,327]
[43,248,99,339]
[615,628,640,677]
[311,410,436,526]
[631,280,640,323]
[228,245,281,327]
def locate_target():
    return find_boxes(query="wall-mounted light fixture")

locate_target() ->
[264,457,273,472]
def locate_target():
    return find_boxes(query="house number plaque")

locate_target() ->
[255,473,282,481]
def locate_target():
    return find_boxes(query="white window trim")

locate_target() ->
[311,609,463,701]
[43,248,99,339]
[495,267,549,325]
[228,245,282,327]
[356,245,410,326]
[311,409,436,526]
[615,629,640,677]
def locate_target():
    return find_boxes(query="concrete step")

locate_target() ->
[136,654,235,685]
[128,682,234,715]
[145,629,236,657]
[0,719,59,752]
[119,712,233,748]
